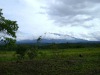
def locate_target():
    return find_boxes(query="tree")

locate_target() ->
[0,9,18,44]
[37,36,42,44]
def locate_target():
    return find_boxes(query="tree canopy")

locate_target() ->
[0,9,18,44]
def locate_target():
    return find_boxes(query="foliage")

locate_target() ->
[4,38,16,50]
[15,45,27,60]
[0,9,18,45]
[37,43,100,49]
[27,48,37,59]
[0,48,100,75]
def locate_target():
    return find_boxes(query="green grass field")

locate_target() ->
[0,48,100,75]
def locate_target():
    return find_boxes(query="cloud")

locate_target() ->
[0,0,57,36]
[90,31,100,40]
[43,0,100,27]
[37,0,100,41]
[0,0,100,41]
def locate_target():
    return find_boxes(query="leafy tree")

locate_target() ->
[4,38,16,50]
[0,9,18,44]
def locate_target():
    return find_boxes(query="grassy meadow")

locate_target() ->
[0,47,100,75]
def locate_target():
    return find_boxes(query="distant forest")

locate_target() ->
[0,43,100,51]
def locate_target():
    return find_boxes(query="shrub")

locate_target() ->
[15,45,27,60]
[27,48,37,59]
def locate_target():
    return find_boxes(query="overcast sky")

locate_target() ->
[0,0,100,41]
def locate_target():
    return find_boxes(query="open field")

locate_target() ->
[0,48,100,75]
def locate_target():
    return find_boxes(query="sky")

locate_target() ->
[0,0,100,41]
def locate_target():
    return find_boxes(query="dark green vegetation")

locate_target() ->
[0,46,100,75]
[0,8,18,45]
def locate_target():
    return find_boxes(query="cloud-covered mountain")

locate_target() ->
[17,32,88,44]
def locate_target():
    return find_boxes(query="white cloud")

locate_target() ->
[42,0,100,41]
[0,0,100,41]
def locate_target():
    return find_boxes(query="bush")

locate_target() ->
[15,45,27,60]
[27,48,37,59]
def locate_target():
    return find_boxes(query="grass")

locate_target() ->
[0,51,15,61]
[0,48,100,75]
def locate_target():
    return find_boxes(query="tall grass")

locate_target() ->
[0,48,100,75]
